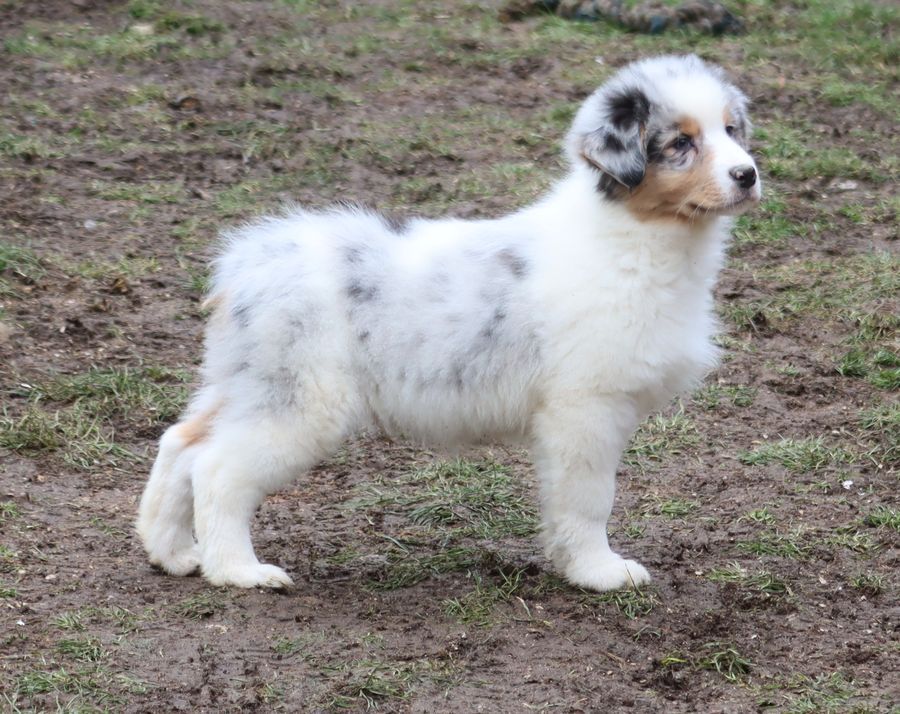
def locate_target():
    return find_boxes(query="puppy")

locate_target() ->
[137,54,760,590]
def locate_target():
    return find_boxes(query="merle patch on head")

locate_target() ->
[604,133,625,152]
[496,248,528,279]
[646,131,665,163]
[608,88,650,130]
[346,280,379,303]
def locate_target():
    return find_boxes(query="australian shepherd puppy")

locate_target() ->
[137,54,761,591]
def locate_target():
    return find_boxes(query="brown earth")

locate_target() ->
[1,1,897,712]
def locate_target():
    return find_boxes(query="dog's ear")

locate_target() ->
[578,87,650,190]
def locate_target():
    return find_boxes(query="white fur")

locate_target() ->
[137,55,760,591]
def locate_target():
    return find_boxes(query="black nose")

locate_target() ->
[729,165,757,189]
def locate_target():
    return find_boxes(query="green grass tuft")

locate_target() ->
[707,563,790,596]
[443,568,525,627]
[861,506,899,531]
[56,636,108,663]
[848,573,886,597]
[172,592,227,620]
[625,408,699,469]
[697,643,752,682]
[738,438,852,474]
[354,459,538,541]
[737,528,809,560]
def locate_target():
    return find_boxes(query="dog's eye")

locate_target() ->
[725,124,737,137]
[672,135,693,151]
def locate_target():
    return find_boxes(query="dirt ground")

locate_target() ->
[1,0,897,712]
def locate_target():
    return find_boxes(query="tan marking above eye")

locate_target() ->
[677,116,701,138]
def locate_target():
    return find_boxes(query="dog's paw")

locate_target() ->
[563,553,651,592]
[204,563,294,590]
[149,546,201,577]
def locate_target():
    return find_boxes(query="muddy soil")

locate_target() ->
[1,1,897,712]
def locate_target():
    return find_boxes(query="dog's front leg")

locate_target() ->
[532,396,651,591]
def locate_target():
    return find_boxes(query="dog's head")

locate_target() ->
[567,55,761,221]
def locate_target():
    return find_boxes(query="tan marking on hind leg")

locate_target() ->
[174,403,222,448]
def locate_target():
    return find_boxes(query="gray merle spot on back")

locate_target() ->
[346,280,379,303]
[232,302,252,328]
[479,307,507,340]
[496,248,529,279]
[343,246,364,266]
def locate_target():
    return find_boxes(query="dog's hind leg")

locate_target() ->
[136,415,211,576]
[533,396,651,592]
[191,408,351,589]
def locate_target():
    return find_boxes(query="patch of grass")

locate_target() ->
[0,405,64,453]
[354,459,537,541]
[645,498,700,520]
[0,501,21,520]
[697,643,752,683]
[733,196,800,247]
[848,573,886,597]
[756,122,895,183]
[17,364,191,426]
[90,179,186,204]
[5,19,229,69]
[0,545,19,572]
[369,546,493,591]
[738,438,852,474]
[326,657,456,710]
[741,507,776,526]
[0,404,136,468]
[778,672,859,714]
[443,568,524,627]
[707,563,790,596]
[272,632,325,658]
[582,587,659,620]
[0,132,61,160]
[825,526,879,555]
[352,459,538,590]
[737,528,809,560]
[56,636,107,663]
[172,592,227,620]
[693,384,756,410]
[89,516,129,539]
[724,252,899,335]
[837,348,900,390]
[819,76,896,113]
[861,506,899,531]
[52,612,86,632]
[67,255,162,281]
[0,241,45,297]
[625,408,699,469]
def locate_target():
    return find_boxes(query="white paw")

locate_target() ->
[149,546,201,577]
[564,553,651,592]
[204,562,294,589]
